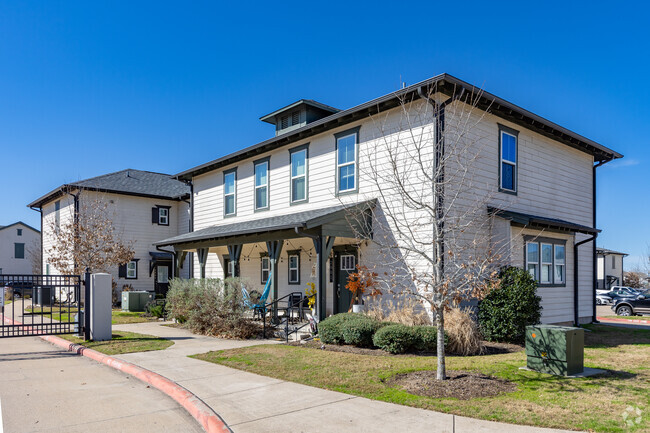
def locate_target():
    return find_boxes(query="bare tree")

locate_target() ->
[355,84,504,380]
[46,194,135,275]
[25,239,42,274]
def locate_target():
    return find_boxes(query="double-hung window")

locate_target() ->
[499,125,518,193]
[224,169,237,216]
[126,260,138,279]
[525,237,566,286]
[336,127,359,194]
[260,255,270,283]
[254,159,269,211]
[290,145,308,203]
[288,251,300,284]
[158,207,169,225]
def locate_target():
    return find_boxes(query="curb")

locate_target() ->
[2,315,231,433]
[597,316,650,324]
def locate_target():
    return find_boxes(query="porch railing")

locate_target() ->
[261,292,315,339]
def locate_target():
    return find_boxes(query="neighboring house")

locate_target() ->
[0,222,41,275]
[155,73,622,326]
[596,248,628,290]
[28,169,191,296]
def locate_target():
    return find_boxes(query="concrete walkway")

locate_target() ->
[113,321,575,433]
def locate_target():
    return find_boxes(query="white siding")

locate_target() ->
[0,223,41,275]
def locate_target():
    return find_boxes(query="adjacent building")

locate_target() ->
[155,73,622,326]
[28,170,191,295]
[0,222,41,275]
[596,247,628,290]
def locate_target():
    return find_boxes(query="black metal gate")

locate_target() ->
[0,275,82,338]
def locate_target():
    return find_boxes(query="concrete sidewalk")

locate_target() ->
[113,321,575,433]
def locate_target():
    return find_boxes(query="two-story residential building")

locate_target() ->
[0,222,41,275]
[28,169,191,295]
[156,73,622,326]
[596,247,628,290]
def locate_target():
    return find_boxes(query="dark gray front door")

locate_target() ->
[334,246,357,314]
[154,263,171,297]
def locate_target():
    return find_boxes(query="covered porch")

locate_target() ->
[155,201,375,320]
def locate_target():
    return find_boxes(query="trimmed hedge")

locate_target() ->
[412,325,443,352]
[372,324,416,354]
[342,315,384,348]
[478,266,542,344]
[318,313,359,344]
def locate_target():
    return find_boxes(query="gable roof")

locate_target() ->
[0,221,40,234]
[176,73,623,181]
[28,169,191,209]
[596,247,628,256]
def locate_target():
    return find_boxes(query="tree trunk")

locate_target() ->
[435,308,446,380]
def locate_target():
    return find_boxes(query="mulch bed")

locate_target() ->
[288,339,523,357]
[386,370,517,399]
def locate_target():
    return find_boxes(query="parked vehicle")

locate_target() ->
[596,293,613,305]
[610,286,643,295]
[612,291,650,316]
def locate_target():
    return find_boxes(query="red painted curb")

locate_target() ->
[2,315,231,433]
[597,316,650,324]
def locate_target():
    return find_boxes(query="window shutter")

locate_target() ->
[152,207,159,224]
[281,115,289,129]
[291,111,300,125]
[118,264,127,278]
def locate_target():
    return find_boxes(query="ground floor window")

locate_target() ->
[288,251,300,284]
[126,260,138,279]
[525,237,566,286]
[260,254,270,283]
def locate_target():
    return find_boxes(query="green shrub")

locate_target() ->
[412,325,443,352]
[166,278,257,339]
[318,313,359,344]
[148,304,164,318]
[478,266,542,344]
[372,324,416,354]
[341,315,383,348]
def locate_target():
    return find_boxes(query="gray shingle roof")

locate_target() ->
[596,247,628,256]
[155,200,374,247]
[28,169,190,208]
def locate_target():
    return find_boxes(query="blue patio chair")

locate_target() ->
[242,273,272,318]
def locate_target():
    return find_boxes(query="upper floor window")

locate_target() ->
[152,206,170,225]
[254,159,269,211]
[55,200,61,232]
[224,169,237,216]
[336,128,359,194]
[612,256,616,269]
[17,228,22,236]
[290,145,308,203]
[14,243,25,259]
[525,238,565,286]
[499,125,518,193]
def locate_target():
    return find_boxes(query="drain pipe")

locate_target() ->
[591,160,607,323]
[574,233,597,326]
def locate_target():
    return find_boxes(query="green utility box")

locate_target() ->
[121,291,154,312]
[525,325,584,376]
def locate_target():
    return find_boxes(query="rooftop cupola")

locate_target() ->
[260,99,340,136]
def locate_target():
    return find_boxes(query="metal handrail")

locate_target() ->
[262,293,314,338]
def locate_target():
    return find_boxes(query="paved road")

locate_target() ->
[0,335,203,433]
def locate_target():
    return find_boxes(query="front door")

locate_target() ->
[154,263,171,297]
[334,246,358,314]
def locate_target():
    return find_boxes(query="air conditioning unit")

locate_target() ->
[121,291,154,312]
[526,325,584,376]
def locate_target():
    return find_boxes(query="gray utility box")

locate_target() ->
[526,325,584,376]
[121,291,153,312]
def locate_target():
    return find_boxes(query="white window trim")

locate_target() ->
[554,244,566,284]
[340,254,356,271]
[254,161,269,210]
[526,242,539,281]
[290,149,307,203]
[158,207,169,225]
[261,256,270,283]
[500,130,517,192]
[224,171,237,216]
[337,133,357,193]
[540,243,553,284]
[288,254,300,284]
[126,261,138,279]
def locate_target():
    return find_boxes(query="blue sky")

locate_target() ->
[1,1,648,268]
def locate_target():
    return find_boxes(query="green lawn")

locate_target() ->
[61,331,173,355]
[111,310,157,324]
[192,325,650,433]
[25,306,75,322]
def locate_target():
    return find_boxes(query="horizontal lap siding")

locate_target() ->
[42,195,75,275]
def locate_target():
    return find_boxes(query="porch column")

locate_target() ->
[313,235,335,321]
[266,240,283,319]
[197,248,209,279]
[226,244,243,277]
[174,250,187,278]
